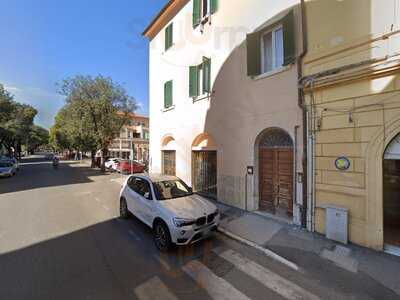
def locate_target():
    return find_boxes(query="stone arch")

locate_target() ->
[161,135,176,150]
[192,132,217,150]
[365,117,400,250]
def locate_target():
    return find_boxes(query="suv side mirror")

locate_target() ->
[144,192,152,200]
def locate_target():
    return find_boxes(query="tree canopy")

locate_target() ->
[0,83,48,157]
[51,75,137,167]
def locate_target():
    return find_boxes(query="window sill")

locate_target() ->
[192,91,213,103]
[162,105,175,112]
[252,65,291,81]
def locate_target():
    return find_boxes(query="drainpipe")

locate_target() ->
[297,0,309,229]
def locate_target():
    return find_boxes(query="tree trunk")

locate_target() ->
[100,148,107,172]
[91,150,96,168]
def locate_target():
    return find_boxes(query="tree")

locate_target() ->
[26,125,49,154]
[0,83,38,158]
[57,75,137,169]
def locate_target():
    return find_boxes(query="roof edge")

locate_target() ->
[142,0,175,37]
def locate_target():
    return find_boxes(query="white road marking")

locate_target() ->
[218,227,299,271]
[128,230,141,241]
[135,276,178,300]
[217,249,320,300]
[182,260,250,300]
[153,254,172,271]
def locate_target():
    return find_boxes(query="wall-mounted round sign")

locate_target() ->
[335,157,351,171]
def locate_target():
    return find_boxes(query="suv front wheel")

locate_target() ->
[153,221,172,252]
[120,197,129,219]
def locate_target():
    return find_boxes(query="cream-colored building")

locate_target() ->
[302,0,400,252]
[108,114,149,162]
[144,0,307,225]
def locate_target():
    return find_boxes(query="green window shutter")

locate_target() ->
[164,26,169,50]
[165,23,173,50]
[202,58,211,93]
[193,0,201,27]
[189,66,199,97]
[246,32,261,77]
[164,81,173,108]
[210,0,218,14]
[283,10,295,66]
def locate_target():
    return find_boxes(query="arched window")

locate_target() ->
[385,133,400,160]
[259,128,293,149]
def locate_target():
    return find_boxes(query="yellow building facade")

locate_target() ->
[302,0,400,251]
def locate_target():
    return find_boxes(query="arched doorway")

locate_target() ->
[257,128,294,218]
[384,133,400,248]
[192,133,217,199]
[161,135,176,176]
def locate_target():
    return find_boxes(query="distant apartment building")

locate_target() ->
[144,0,306,225]
[108,114,149,162]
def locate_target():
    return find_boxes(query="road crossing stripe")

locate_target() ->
[134,276,178,300]
[217,249,320,300]
[182,260,250,300]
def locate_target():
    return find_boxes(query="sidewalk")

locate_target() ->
[214,201,400,296]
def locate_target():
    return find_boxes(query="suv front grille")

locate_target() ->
[196,216,206,226]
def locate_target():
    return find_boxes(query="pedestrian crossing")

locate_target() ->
[217,249,320,300]
[182,260,251,300]
[134,248,320,300]
[134,276,178,300]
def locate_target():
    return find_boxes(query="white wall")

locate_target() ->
[149,0,303,222]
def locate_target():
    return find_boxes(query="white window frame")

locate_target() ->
[201,0,211,22]
[260,24,283,75]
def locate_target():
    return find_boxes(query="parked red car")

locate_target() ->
[117,160,145,174]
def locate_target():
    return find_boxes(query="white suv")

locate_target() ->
[119,174,220,251]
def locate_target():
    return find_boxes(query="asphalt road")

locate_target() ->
[0,156,398,300]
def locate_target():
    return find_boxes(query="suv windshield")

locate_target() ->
[153,179,193,200]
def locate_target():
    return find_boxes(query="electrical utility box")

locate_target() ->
[326,206,348,244]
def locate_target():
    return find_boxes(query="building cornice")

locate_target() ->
[143,0,189,40]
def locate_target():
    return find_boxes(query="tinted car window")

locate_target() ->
[128,177,152,199]
[153,180,193,200]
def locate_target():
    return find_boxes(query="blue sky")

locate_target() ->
[0,0,167,128]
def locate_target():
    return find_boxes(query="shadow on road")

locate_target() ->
[0,157,109,195]
[0,216,219,300]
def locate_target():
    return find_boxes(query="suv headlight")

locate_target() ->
[172,217,196,227]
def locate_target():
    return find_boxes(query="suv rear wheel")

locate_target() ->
[153,221,172,252]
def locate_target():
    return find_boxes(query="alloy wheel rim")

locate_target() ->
[155,226,167,248]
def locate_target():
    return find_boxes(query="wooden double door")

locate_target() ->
[259,147,293,216]
[162,150,176,176]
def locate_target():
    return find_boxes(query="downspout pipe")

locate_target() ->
[297,0,309,229]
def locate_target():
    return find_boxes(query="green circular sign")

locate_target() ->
[335,157,351,171]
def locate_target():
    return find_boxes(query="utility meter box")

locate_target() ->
[326,206,348,244]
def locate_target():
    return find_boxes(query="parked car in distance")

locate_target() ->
[105,158,120,171]
[0,161,17,177]
[117,160,145,174]
[10,157,19,170]
[0,156,19,171]
[119,174,220,251]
